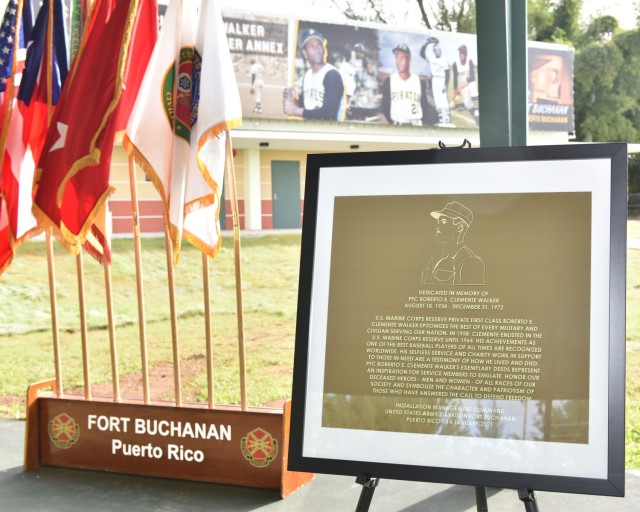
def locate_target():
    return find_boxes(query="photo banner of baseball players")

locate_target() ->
[224,12,289,117]
[222,10,574,132]
[377,29,479,128]
[528,43,575,132]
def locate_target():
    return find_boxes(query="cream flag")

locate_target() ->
[124,0,240,262]
[185,0,241,256]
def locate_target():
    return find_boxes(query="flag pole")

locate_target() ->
[51,0,92,401]
[202,253,214,408]
[45,0,54,123]
[45,231,63,396]
[127,156,150,404]
[103,256,120,402]
[164,229,182,407]
[38,1,64,399]
[224,132,247,411]
[76,251,91,400]
[0,90,14,157]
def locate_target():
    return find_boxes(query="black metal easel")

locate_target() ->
[352,139,541,512]
[518,488,540,512]
[354,475,379,512]
[353,478,540,512]
[438,138,472,149]
[476,486,489,511]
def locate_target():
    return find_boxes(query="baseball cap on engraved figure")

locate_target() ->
[431,201,474,227]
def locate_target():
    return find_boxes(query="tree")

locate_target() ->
[327,0,389,24]
[580,15,620,44]
[573,20,640,142]
[525,1,640,143]
[552,0,583,43]
[429,0,476,33]
[324,0,476,32]
[527,0,557,41]
[528,0,583,44]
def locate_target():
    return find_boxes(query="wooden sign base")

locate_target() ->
[24,379,313,497]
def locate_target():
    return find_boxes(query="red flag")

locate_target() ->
[33,0,157,260]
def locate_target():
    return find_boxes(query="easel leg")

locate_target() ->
[475,486,489,511]
[355,475,380,512]
[517,488,539,512]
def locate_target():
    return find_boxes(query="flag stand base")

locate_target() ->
[24,379,313,498]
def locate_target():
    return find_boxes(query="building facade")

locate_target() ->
[107,10,574,235]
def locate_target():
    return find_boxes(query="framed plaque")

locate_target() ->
[289,143,627,496]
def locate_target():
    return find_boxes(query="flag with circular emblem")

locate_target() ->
[125,0,242,264]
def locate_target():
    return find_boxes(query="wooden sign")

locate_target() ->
[25,381,312,497]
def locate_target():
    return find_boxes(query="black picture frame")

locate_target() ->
[289,143,627,497]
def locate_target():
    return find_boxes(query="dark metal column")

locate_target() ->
[476,0,528,147]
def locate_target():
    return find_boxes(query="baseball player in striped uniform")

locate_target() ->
[420,36,454,128]
[249,59,265,113]
[381,43,430,126]
[451,44,479,124]
[283,28,346,121]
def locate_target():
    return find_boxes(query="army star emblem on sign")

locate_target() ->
[48,413,80,449]
[240,428,278,468]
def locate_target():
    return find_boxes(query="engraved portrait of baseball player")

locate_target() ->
[420,36,454,128]
[451,44,479,125]
[380,43,430,126]
[282,28,346,121]
[422,201,485,285]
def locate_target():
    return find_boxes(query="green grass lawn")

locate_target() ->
[1,222,639,467]
[0,234,301,411]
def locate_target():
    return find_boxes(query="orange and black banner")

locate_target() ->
[528,43,575,132]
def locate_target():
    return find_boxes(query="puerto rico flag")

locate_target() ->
[0,0,65,275]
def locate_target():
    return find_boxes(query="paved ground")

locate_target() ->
[1,419,639,512]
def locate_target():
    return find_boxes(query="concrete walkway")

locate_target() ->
[1,420,639,511]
